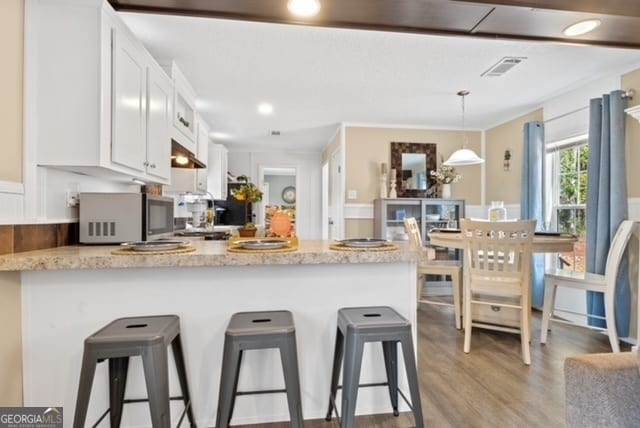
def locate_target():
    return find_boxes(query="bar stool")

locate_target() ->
[73,315,196,428]
[325,306,424,428]
[215,310,303,428]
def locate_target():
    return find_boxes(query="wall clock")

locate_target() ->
[282,186,296,204]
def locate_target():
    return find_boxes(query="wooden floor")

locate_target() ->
[236,304,624,428]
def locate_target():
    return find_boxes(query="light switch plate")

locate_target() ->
[347,190,357,199]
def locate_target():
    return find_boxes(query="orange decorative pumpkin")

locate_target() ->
[270,211,292,237]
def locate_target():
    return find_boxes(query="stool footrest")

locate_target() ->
[91,397,190,428]
[236,388,287,396]
[327,382,413,420]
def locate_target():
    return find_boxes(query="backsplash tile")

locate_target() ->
[0,226,14,255]
[2,223,79,255]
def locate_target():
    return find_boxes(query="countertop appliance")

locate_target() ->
[79,193,174,243]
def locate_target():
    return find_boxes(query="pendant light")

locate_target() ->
[443,90,484,166]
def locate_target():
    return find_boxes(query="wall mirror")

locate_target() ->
[390,142,437,197]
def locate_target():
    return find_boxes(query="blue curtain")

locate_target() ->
[586,90,630,336]
[521,121,545,308]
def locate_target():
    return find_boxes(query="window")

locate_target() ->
[547,135,588,272]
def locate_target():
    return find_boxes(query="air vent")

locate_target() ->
[481,57,527,77]
[270,130,281,136]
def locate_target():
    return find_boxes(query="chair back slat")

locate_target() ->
[461,219,536,292]
[404,217,423,248]
[603,220,636,294]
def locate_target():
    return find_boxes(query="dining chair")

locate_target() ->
[460,218,536,365]
[403,217,462,329]
[540,220,636,353]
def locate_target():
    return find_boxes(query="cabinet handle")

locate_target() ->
[143,161,149,167]
[150,164,156,168]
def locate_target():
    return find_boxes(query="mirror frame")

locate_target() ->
[390,142,437,197]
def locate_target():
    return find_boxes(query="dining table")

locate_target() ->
[428,229,578,329]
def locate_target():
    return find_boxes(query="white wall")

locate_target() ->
[228,150,322,239]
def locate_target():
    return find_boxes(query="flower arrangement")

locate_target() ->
[231,175,263,230]
[430,164,462,185]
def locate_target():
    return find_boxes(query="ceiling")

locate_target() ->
[115,1,640,151]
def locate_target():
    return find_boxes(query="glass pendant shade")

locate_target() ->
[444,90,485,166]
[443,148,484,166]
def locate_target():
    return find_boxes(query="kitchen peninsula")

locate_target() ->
[0,240,419,427]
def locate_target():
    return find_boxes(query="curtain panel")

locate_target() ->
[521,121,545,308]
[586,90,630,336]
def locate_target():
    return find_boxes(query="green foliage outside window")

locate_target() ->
[557,145,588,236]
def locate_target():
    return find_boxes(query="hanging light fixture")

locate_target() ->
[443,90,485,166]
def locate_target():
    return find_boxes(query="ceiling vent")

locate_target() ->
[481,57,527,77]
[270,130,281,136]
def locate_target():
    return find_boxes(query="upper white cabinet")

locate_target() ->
[208,144,229,200]
[166,62,197,154]
[32,0,171,184]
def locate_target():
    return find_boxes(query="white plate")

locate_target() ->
[121,240,188,252]
[239,239,288,250]
[338,238,388,248]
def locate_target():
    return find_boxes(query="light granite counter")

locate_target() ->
[0,240,419,271]
[1,240,420,426]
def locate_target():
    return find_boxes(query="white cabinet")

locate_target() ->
[167,62,197,154]
[33,0,171,184]
[208,144,229,200]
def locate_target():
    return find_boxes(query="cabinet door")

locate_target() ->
[111,27,146,173]
[196,168,208,193]
[196,116,209,164]
[207,144,228,200]
[145,65,172,181]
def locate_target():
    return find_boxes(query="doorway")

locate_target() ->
[258,166,297,236]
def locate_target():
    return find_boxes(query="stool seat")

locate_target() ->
[326,306,424,428]
[216,310,303,428]
[73,315,196,428]
[226,310,295,337]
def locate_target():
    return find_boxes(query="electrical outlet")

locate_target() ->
[347,190,357,200]
[66,190,79,207]
[66,183,80,207]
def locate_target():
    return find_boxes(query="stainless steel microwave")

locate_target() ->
[79,193,174,243]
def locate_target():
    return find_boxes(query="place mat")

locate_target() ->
[227,236,299,254]
[329,243,399,252]
[111,246,197,256]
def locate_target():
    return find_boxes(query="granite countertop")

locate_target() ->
[0,240,420,272]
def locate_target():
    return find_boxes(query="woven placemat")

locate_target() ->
[329,243,398,252]
[111,246,197,256]
[227,245,298,254]
[227,237,299,254]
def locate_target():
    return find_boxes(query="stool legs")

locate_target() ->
[399,332,424,428]
[171,334,197,427]
[73,349,98,428]
[341,333,365,428]
[215,338,242,428]
[142,343,171,428]
[325,328,344,421]
[382,341,399,416]
[108,357,130,427]
[279,336,304,427]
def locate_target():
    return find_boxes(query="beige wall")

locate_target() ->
[623,69,640,198]
[485,109,544,204]
[344,126,482,204]
[0,0,24,183]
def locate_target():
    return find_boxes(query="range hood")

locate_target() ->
[171,140,206,169]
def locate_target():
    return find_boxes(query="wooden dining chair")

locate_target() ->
[403,217,463,329]
[540,220,636,353]
[460,218,536,365]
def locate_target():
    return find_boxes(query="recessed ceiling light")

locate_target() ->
[258,102,274,115]
[287,0,321,17]
[563,19,601,37]
[210,132,231,140]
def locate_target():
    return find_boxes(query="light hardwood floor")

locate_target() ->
[236,304,623,428]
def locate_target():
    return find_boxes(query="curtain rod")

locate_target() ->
[544,88,635,124]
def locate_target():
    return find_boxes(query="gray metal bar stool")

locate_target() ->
[325,306,424,428]
[73,315,196,428]
[215,310,303,428]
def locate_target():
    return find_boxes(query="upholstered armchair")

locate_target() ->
[565,350,640,427]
